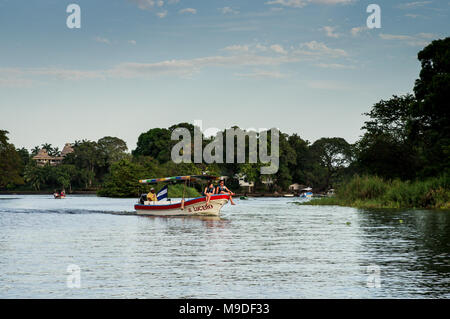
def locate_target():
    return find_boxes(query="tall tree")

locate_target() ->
[64,140,102,187]
[288,134,310,185]
[412,37,450,176]
[97,136,128,165]
[310,137,352,190]
[356,94,419,179]
[133,128,172,162]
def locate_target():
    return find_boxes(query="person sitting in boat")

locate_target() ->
[147,188,158,202]
[216,180,236,205]
[203,181,216,205]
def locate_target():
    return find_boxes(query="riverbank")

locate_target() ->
[300,175,450,210]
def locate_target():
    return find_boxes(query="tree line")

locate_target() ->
[1,37,448,197]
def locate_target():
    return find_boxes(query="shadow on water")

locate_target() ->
[138,215,231,228]
[356,208,450,297]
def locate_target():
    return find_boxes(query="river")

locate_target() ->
[0,195,449,298]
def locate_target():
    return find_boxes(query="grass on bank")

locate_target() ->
[301,175,450,209]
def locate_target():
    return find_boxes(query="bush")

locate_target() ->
[305,174,450,209]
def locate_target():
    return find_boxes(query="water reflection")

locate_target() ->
[357,208,450,298]
[139,215,230,228]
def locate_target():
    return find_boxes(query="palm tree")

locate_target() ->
[31,146,41,156]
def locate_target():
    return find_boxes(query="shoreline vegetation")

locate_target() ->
[300,175,449,210]
[0,38,449,208]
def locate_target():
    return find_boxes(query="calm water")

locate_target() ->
[0,195,449,299]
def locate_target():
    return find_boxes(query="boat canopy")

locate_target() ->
[139,175,221,184]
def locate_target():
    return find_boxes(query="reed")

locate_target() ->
[304,175,450,209]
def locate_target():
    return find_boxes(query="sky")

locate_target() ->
[0,0,448,151]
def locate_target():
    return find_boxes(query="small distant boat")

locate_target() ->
[54,193,66,199]
[300,187,313,198]
[284,194,295,197]
[240,196,249,200]
[134,175,230,217]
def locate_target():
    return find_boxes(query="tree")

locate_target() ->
[133,128,172,162]
[16,147,30,167]
[40,143,60,157]
[64,140,102,187]
[274,132,296,191]
[24,162,46,191]
[31,146,41,156]
[412,37,450,176]
[310,137,352,190]
[97,136,128,165]
[288,134,310,185]
[356,94,419,180]
[97,159,147,198]
[0,130,24,189]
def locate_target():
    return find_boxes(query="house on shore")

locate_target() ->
[33,143,74,166]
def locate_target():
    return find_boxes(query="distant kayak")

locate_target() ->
[240,196,248,200]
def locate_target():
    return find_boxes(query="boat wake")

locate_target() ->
[0,208,137,215]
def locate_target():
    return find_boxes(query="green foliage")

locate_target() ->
[23,161,92,191]
[0,130,24,189]
[97,159,147,198]
[356,38,450,180]
[132,128,172,162]
[304,175,450,209]
[166,183,201,198]
[309,137,352,189]
[97,158,202,198]
[63,137,128,187]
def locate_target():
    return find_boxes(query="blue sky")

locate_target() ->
[0,0,448,151]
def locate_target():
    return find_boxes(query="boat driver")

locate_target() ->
[147,188,158,202]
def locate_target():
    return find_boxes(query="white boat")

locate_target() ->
[134,175,230,217]
[135,194,230,216]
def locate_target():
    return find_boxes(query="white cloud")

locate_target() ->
[219,7,240,14]
[380,34,413,40]
[157,10,168,18]
[295,41,348,57]
[2,40,351,84]
[416,32,435,39]
[270,44,287,54]
[128,0,178,17]
[94,36,111,44]
[397,1,432,9]
[265,0,354,8]
[322,26,340,38]
[315,63,355,69]
[129,0,159,10]
[223,44,250,52]
[235,70,287,79]
[350,26,368,37]
[179,8,197,14]
[128,40,137,45]
[380,32,436,46]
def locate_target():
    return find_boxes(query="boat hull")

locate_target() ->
[134,194,229,216]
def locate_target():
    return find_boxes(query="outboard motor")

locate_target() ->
[139,194,148,204]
